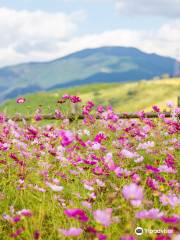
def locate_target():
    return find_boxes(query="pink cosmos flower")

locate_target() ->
[165,154,175,168]
[81,201,92,209]
[93,208,112,226]
[92,142,101,150]
[46,182,63,192]
[166,101,174,108]
[137,141,154,150]
[136,208,163,219]
[13,215,21,223]
[97,105,104,113]
[174,235,180,240]
[131,173,141,183]
[16,97,26,104]
[152,105,160,112]
[146,177,158,190]
[121,149,138,159]
[158,165,176,174]
[161,215,180,224]
[17,209,32,217]
[62,94,69,98]
[104,152,116,171]
[146,165,159,173]
[11,227,25,238]
[97,233,107,240]
[70,95,81,103]
[0,113,6,123]
[55,109,64,119]
[64,208,89,222]
[160,194,180,208]
[59,227,83,237]
[93,166,104,175]
[33,230,40,240]
[122,183,144,206]
[59,130,74,147]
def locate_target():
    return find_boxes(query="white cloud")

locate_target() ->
[0,7,179,67]
[56,20,180,60]
[116,0,180,18]
[0,7,85,66]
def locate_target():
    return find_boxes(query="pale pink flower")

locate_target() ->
[93,208,112,226]
[122,183,144,206]
[136,208,163,219]
[158,165,176,173]
[160,193,180,208]
[46,182,63,192]
[59,227,83,237]
[121,149,138,159]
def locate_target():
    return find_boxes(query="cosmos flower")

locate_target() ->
[166,101,174,108]
[152,105,160,112]
[122,183,144,206]
[136,208,163,219]
[17,209,32,217]
[11,227,25,238]
[46,182,64,192]
[59,130,74,147]
[93,208,112,226]
[160,194,180,208]
[16,97,26,104]
[161,215,180,224]
[70,95,82,103]
[64,209,89,222]
[59,227,83,237]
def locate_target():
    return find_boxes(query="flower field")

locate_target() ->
[0,95,179,240]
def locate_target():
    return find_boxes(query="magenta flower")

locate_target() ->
[64,208,89,222]
[93,208,112,226]
[59,130,74,147]
[122,183,144,206]
[152,105,160,112]
[13,215,21,223]
[146,165,159,173]
[70,95,81,103]
[33,230,40,240]
[136,208,163,219]
[161,215,180,224]
[11,227,25,238]
[0,113,6,123]
[97,233,107,240]
[146,177,158,190]
[59,227,83,237]
[17,209,32,217]
[16,97,26,104]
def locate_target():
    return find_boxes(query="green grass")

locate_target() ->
[1,77,180,117]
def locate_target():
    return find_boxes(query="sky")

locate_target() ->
[0,0,179,67]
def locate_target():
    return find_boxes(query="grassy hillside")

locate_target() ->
[1,77,179,117]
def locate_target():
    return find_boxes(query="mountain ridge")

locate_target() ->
[0,46,176,102]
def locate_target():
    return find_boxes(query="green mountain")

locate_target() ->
[0,46,176,102]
